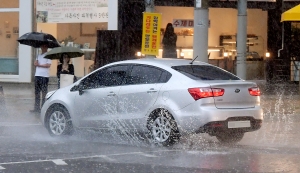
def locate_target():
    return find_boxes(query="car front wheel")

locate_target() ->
[46,105,73,136]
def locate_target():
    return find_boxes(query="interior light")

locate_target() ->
[223,52,228,57]
[208,49,220,52]
[137,52,142,57]
[265,52,270,58]
[180,52,185,58]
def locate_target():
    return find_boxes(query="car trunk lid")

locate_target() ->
[207,81,258,109]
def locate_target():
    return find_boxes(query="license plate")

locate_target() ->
[228,121,251,128]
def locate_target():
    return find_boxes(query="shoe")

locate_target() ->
[30,109,40,113]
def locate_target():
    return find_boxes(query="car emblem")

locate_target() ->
[235,89,240,93]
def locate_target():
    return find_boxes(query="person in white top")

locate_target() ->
[30,44,52,113]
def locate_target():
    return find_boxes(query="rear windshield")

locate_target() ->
[172,65,240,80]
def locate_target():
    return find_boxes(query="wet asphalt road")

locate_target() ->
[1,82,300,173]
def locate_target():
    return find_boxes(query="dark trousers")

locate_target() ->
[34,76,49,110]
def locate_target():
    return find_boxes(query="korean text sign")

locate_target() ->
[141,13,161,56]
[36,0,108,23]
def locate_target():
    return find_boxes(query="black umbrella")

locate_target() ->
[17,32,61,48]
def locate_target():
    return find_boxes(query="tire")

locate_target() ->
[45,105,74,136]
[147,109,180,146]
[216,131,244,144]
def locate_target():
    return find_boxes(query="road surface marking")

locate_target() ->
[99,155,116,162]
[0,166,5,170]
[0,149,201,166]
[52,159,68,165]
[137,152,158,157]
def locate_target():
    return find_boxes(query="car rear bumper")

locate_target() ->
[173,104,263,134]
[195,117,262,135]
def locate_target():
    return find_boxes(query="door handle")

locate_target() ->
[147,88,158,93]
[107,91,116,96]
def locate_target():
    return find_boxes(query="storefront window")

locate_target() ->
[0,0,19,8]
[0,12,19,75]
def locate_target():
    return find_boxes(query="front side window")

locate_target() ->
[172,65,240,80]
[126,65,163,85]
[99,65,128,87]
[80,65,129,89]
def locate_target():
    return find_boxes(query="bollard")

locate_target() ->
[0,85,7,116]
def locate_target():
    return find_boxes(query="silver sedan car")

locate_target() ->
[41,58,263,146]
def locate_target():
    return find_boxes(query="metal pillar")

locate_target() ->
[193,0,209,63]
[236,0,247,79]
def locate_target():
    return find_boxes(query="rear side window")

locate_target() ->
[172,65,240,80]
[126,65,163,85]
[159,71,172,83]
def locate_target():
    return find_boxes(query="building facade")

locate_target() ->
[0,0,298,83]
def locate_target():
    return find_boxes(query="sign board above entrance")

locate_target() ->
[173,19,194,28]
[173,19,210,28]
[36,0,108,23]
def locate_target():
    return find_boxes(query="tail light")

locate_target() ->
[188,87,224,100]
[248,87,260,96]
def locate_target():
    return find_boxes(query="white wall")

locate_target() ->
[18,0,33,82]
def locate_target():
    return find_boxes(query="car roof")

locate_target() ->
[109,58,210,69]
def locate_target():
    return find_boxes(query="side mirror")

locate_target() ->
[77,83,85,96]
[70,83,84,95]
[78,88,84,95]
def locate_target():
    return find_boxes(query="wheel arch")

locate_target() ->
[44,103,74,136]
[45,103,69,125]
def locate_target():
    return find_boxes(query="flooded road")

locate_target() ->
[1,82,300,172]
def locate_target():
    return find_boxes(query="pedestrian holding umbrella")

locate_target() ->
[44,47,84,89]
[29,43,53,113]
[17,32,60,113]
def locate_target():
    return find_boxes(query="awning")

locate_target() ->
[281,4,300,22]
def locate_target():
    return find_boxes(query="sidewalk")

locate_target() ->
[0,83,58,124]
[0,82,57,98]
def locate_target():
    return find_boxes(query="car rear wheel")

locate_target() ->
[147,110,180,146]
[46,105,74,136]
[216,131,244,144]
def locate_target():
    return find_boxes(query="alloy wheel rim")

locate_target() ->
[49,111,66,135]
[152,116,171,142]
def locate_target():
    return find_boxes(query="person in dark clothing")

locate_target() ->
[162,23,177,58]
[57,53,74,88]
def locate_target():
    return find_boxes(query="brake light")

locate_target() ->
[188,88,224,100]
[248,87,260,96]
[212,88,225,97]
